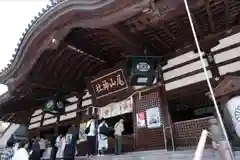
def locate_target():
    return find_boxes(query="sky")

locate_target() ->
[0,0,50,95]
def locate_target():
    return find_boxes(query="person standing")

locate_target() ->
[56,135,65,158]
[97,118,108,156]
[50,134,59,160]
[114,119,124,155]
[63,125,78,160]
[12,140,29,160]
[29,138,41,160]
[85,116,96,157]
[1,140,14,160]
[39,137,46,158]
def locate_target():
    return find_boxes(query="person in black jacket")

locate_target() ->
[29,138,41,160]
[50,134,58,160]
[63,125,79,160]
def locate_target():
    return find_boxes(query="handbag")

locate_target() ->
[85,126,90,134]
[85,120,92,134]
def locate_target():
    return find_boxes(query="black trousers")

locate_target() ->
[87,136,96,155]
[63,145,75,160]
[50,146,58,160]
[40,149,45,158]
[63,158,74,160]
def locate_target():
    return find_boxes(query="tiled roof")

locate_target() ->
[0,1,59,75]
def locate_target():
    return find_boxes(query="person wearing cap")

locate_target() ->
[114,119,124,155]
[29,138,41,160]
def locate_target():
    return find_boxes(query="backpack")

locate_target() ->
[99,124,109,136]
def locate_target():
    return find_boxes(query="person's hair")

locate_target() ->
[6,140,14,147]
[19,140,28,148]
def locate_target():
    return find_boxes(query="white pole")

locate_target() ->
[183,0,234,159]
[193,130,208,160]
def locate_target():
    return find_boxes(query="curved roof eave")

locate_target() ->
[0,0,150,84]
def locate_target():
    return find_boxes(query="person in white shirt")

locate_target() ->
[12,141,29,160]
[85,116,96,157]
[39,138,46,157]
[56,135,65,158]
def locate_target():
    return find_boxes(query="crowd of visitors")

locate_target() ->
[84,116,125,157]
[0,116,125,160]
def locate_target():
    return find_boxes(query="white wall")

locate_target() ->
[163,32,240,91]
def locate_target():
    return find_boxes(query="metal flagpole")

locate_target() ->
[183,0,234,159]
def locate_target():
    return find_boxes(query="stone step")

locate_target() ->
[75,149,218,160]
[41,150,240,160]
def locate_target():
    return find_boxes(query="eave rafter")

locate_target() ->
[223,0,229,29]
[204,0,216,33]
[108,24,143,54]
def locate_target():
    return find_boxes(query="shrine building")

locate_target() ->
[0,0,240,154]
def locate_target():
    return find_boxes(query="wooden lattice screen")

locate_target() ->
[133,86,166,151]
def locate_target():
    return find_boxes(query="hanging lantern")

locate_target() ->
[127,56,159,86]
[43,95,66,115]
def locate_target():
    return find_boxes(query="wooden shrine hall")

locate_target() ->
[0,0,240,153]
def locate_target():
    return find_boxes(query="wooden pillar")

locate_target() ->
[55,116,60,134]
[157,65,174,150]
[39,112,45,137]
[158,85,175,150]
[40,112,45,127]
[76,94,83,131]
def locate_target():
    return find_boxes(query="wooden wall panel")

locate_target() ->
[133,86,165,151]
[173,117,212,148]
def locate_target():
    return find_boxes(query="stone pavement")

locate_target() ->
[75,149,217,160]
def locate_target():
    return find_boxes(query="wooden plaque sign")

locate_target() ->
[90,69,128,99]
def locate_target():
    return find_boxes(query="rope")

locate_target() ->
[183,0,234,159]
